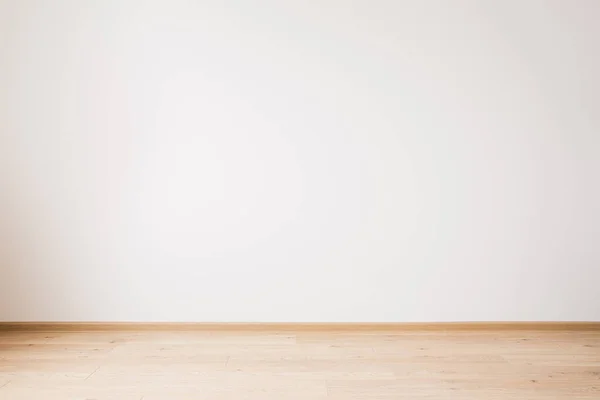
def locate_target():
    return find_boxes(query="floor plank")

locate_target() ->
[0,329,599,399]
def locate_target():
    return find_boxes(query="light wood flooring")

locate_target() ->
[0,328,599,399]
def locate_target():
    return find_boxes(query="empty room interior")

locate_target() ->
[0,0,599,399]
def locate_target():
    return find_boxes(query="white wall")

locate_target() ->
[1,0,599,322]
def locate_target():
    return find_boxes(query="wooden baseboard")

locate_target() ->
[0,322,598,332]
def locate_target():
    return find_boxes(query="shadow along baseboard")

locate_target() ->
[0,322,598,332]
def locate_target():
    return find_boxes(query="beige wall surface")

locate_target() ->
[1,0,598,322]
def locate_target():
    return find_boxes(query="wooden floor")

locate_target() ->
[0,329,599,399]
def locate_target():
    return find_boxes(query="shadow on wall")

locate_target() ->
[0,191,29,321]
[0,146,74,322]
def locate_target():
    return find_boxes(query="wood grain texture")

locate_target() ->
[1,328,599,399]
